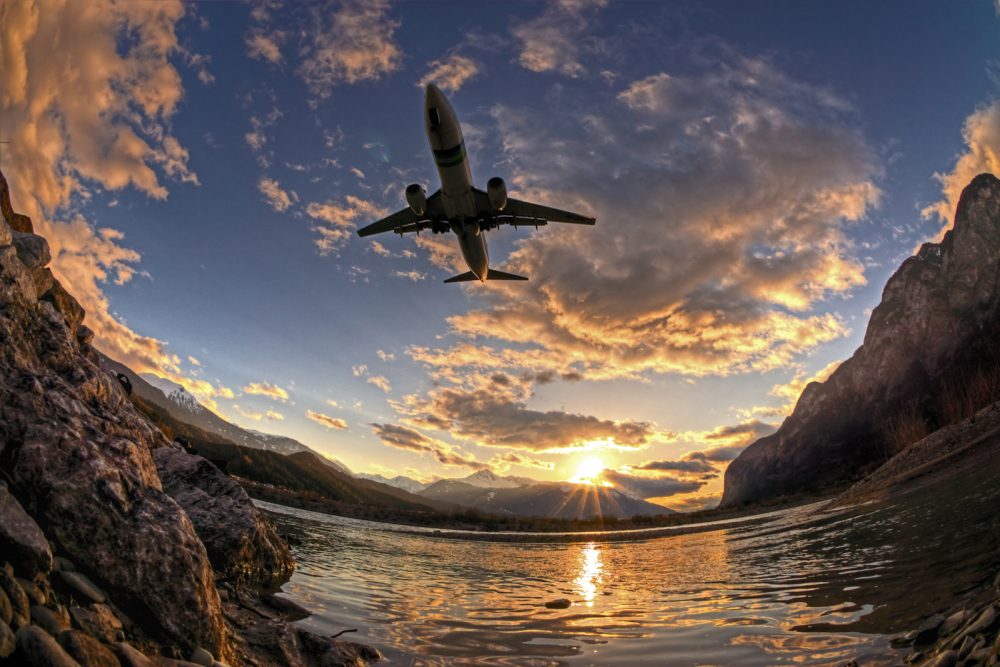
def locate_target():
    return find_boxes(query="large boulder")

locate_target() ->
[0,215,230,658]
[723,174,1000,506]
[153,446,294,588]
[0,482,52,578]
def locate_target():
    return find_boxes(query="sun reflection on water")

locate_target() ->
[574,542,604,606]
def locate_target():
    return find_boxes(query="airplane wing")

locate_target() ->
[357,190,443,237]
[473,189,596,227]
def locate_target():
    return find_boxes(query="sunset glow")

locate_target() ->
[571,457,609,486]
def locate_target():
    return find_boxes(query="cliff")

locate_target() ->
[723,173,1000,507]
[0,168,378,665]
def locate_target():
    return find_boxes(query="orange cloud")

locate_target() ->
[418,54,479,93]
[242,381,290,403]
[306,196,388,255]
[306,410,348,430]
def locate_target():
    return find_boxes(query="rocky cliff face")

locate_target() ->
[723,173,1000,507]
[0,168,377,665]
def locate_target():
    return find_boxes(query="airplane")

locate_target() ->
[357,83,596,283]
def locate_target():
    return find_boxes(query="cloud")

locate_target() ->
[489,451,554,472]
[246,31,283,64]
[602,469,704,499]
[305,195,388,255]
[367,374,391,393]
[352,364,367,377]
[511,0,607,77]
[392,372,655,453]
[922,101,1000,241]
[350,167,365,179]
[702,419,778,445]
[242,381,290,402]
[633,458,715,474]
[0,0,232,403]
[233,404,285,422]
[306,410,348,430]
[298,0,402,98]
[663,494,722,512]
[418,54,479,92]
[257,177,295,212]
[370,423,486,470]
[685,445,750,463]
[393,270,425,282]
[763,360,842,415]
[376,349,395,362]
[429,55,878,385]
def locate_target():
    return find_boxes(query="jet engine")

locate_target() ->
[487,177,507,211]
[405,183,427,216]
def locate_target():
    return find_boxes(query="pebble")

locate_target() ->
[956,634,975,660]
[914,612,945,644]
[114,641,159,667]
[0,568,29,628]
[54,557,75,573]
[965,605,997,637]
[17,577,46,606]
[189,646,214,666]
[57,571,107,604]
[544,598,572,609]
[58,629,120,667]
[0,588,12,625]
[151,659,202,667]
[68,603,123,644]
[14,625,79,667]
[926,649,958,667]
[940,608,969,635]
[31,604,70,636]
[0,620,13,658]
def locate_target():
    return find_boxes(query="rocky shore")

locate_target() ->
[0,169,380,666]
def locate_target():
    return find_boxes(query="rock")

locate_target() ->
[54,557,76,573]
[12,231,51,271]
[957,634,976,660]
[40,279,85,338]
[0,620,14,658]
[0,588,12,625]
[114,642,158,667]
[942,608,971,635]
[153,447,294,589]
[0,169,33,233]
[57,571,107,604]
[259,594,309,621]
[76,324,95,347]
[0,568,29,628]
[0,244,37,304]
[0,212,10,246]
[58,629,120,667]
[964,605,997,637]
[927,649,958,667]
[189,646,213,666]
[723,174,1000,505]
[31,604,70,635]
[152,659,202,667]
[0,482,53,577]
[68,604,123,644]
[544,598,572,609]
[993,571,1000,590]
[14,625,80,667]
[18,578,46,606]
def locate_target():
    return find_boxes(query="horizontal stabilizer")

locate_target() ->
[486,269,528,281]
[444,271,480,283]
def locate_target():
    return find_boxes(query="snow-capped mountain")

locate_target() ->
[459,469,536,489]
[140,374,205,415]
[357,473,428,494]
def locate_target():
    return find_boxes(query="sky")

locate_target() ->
[2,0,1000,511]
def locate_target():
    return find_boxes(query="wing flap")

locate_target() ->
[357,190,443,237]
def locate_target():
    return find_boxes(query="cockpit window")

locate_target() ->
[428,107,441,130]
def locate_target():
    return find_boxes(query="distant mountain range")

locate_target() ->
[102,353,674,519]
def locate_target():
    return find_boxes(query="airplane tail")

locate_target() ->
[443,269,529,283]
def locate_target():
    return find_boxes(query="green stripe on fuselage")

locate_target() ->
[434,142,466,168]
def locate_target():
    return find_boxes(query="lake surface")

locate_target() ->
[260,457,1000,666]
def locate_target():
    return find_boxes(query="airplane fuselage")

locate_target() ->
[424,84,490,280]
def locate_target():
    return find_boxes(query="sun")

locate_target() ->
[570,456,606,485]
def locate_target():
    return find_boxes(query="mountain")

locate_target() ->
[723,174,1000,506]
[357,473,428,494]
[101,354,351,473]
[458,469,537,489]
[418,479,674,519]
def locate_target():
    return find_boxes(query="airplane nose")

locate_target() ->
[425,83,444,106]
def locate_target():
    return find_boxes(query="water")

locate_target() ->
[260,457,1000,666]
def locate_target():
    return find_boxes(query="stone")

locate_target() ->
[189,646,213,666]
[544,598,572,609]
[57,571,107,604]
[114,642,159,667]
[12,231,51,271]
[31,604,70,635]
[0,213,10,246]
[0,482,52,577]
[58,629,120,667]
[927,649,958,667]
[941,608,971,635]
[54,557,76,573]
[0,568,29,628]
[0,588,12,625]
[723,174,1000,506]
[18,578,46,606]
[152,659,202,667]
[0,244,36,305]
[68,604,123,644]
[0,620,13,658]
[32,267,54,298]
[965,605,997,637]
[154,447,294,589]
[14,625,80,667]
[76,324,95,347]
[0,169,33,233]
[40,279,85,338]
[957,634,976,660]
